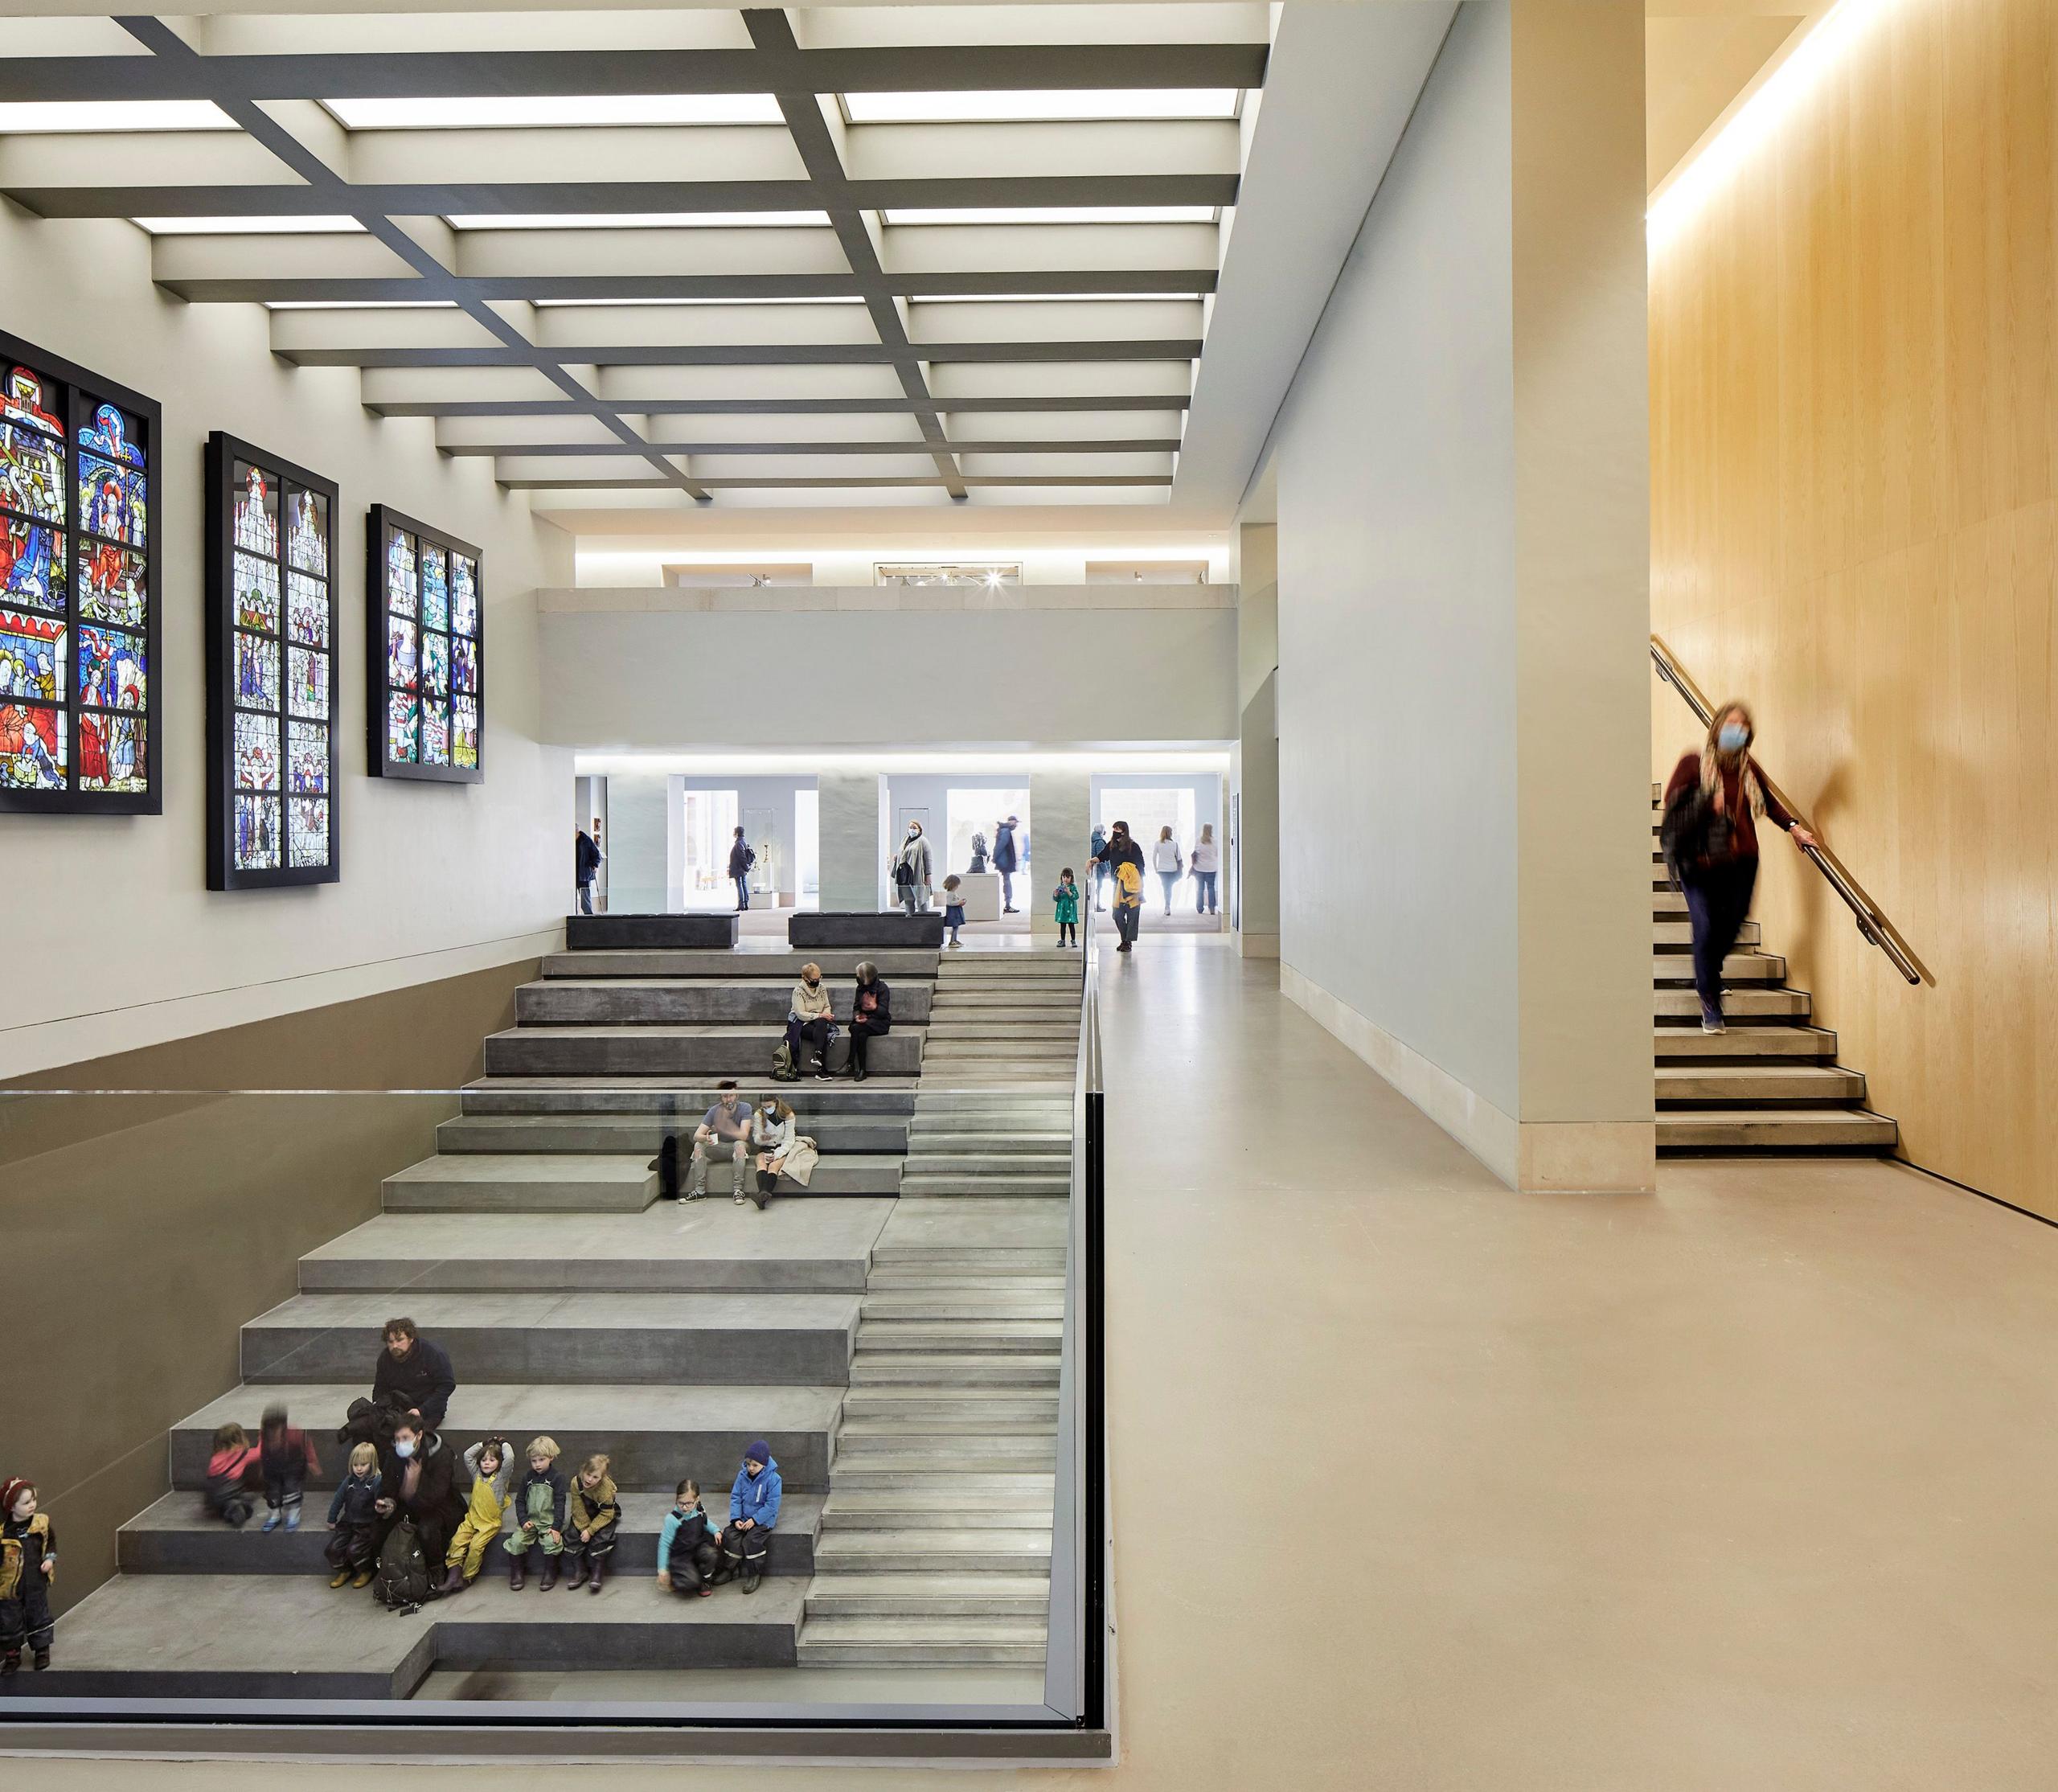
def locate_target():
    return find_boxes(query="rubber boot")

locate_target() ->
[330,1567,352,1589]
[565,1553,588,1590]
[508,1553,526,1592]
[31,1649,49,1671]
[741,1559,761,1595]
[439,1562,466,1596]
[539,1556,560,1592]
[588,1555,608,1596]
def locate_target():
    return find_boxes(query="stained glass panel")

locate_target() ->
[79,453,147,547]
[286,486,328,577]
[234,792,280,869]
[78,711,143,792]
[422,631,449,699]
[452,555,478,637]
[234,552,281,634]
[77,623,144,711]
[387,614,417,691]
[77,540,142,628]
[1,515,64,611]
[286,718,328,793]
[452,694,479,769]
[286,645,327,719]
[232,459,278,557]
[2,421,65,524]
[234,710,280,790]
[387,529,417,617]
[0,605,64,701]
[2,367,61,437]
[236,629,279,711]
[79,402,144,467]
[285,571,329,648]
[387,688,418,763]
[450,633,478,694]
[288,797,327,867]
[421,544,449,632]
[421,697,449,765]
[0,700,64,788]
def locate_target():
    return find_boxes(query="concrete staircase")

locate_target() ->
[799,951,1082,1668]
[1651,796,1898,1154]
[40,942,948,1697]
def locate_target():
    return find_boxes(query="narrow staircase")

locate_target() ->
[1651,791,1898,1154]
[800,949,1082,1667]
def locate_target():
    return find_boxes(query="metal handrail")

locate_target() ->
[1650,634,1933,986]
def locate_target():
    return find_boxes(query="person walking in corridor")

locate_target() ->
[891,820,932,917]
[1093,822,1146,952]
[1152,826,1183,915]
[574,826,601,915]
[1089,823,1110,911]
[1191,823,1220,916]
[1663,702,1816,1033]
[992,814,1022,912]
[728,826,754,912]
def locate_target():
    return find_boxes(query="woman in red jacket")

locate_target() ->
[1665,702,1816,1032]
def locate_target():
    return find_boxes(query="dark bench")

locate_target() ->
[788,911,945,948]
[565,912,740,949]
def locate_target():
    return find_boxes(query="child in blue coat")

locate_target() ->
[719,1440,782,1594]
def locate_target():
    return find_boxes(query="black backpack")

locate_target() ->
[338,1396,399,1453]
[742,846,756,870]
[1659,781,1727,886]
[650,1133,680,1199]
[371,1518,433,1612]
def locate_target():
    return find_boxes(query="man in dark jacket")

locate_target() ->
[371,1317,457,1432]
[991,814,1021,912]
[728,826,754,912]
[373,1416,466,1575]
[574,827,601,914]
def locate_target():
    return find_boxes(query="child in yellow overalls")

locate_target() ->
[438,1436,514,1595]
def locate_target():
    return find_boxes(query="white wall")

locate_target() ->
[540,606,1236,750]
[1,209,572,1077]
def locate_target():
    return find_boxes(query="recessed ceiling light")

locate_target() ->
[912,292,1199,304]
[326,94,785,130]
[0,101,236,133]
[445,211,831,231]
[844,90,1240,125]
[531,295,864,307]
[883,207,1219,227]
[133,215,367,236]
[266,300,458,310]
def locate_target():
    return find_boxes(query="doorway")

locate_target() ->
[681,787,740,908]
[794,788,819,908]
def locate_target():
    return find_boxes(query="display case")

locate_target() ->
[0,330,162,814]
[205,432,340,888]
[365,503,483,785]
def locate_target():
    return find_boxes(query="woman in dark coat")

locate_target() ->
[847,961,892,1082]
[374,1415,467,1573]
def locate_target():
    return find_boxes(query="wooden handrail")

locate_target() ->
[1650,634,1933,987]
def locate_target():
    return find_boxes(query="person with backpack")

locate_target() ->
[1663,701,1816,1033]
[890,820,932,917]
[1091,822,1147,953]
[1089,824,1110,911]
[728,826,755,912]
[991,814,1023,912]
[371,1415,465,1603]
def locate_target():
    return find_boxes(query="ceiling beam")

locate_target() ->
[447,437,1184,457]
[9,41,1266,103]
[498,474,1175,491]
[154,269,1224,305]
[367,393,1191,418]
[274,338,1206,369]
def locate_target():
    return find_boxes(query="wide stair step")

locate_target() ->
[1658,1107,1900,1150]
[1654,987,1809,1019]
[1653,1025,1836,1060]
[856,1325,1062,1355]
[1652,952,1784,983]
[814,1528,1052,1574]
[806,1573,1051,1617]
[796,1614,1047,1665]
[383,1154,656,1214]
[1656,1064,1867,1103]
[437,1113,906,1156]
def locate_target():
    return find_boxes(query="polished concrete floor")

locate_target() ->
[37,935,2058,1786]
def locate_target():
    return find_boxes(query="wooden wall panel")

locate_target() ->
[1650,0,2058,1213]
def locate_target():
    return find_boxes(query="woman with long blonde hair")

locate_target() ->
[1662,701,1817,1032]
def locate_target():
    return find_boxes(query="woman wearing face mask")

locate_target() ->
[748,1095,796,1208]
[1663,702,1817,1033]
[785,962,834,1081]
[890,821,933,917]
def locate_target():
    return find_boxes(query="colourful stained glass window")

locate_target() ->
[452,555,478,637]
[210,435,335,885]
[0,342,158,812]
[371,508,480,784]
[452,694,479,769]
[387,687,418,764]
[421,543,449,632]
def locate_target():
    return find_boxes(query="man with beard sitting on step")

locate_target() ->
[371,1316,457,1434]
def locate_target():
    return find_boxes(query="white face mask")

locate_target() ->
[393,1439,416,1459]
[762,1101,777,1113]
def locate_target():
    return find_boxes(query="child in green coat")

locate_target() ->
[1053,869,1080,948]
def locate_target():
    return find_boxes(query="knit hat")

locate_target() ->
[743,1439,771,1467]
[0,1478,34,1518]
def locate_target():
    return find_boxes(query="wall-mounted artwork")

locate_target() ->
[206,433,339,888]
[0,330,161,814]
[366,504,482,785]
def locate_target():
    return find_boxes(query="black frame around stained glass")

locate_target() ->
[205,432,340,889]
[366,503,483,785]
[0,326,162,814]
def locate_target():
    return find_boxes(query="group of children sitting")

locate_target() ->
[207,1413,785,1601]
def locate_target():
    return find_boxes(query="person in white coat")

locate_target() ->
[1151,826,1183,916]
[889,822,933,917]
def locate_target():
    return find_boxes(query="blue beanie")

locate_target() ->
[744,1438,771,1466]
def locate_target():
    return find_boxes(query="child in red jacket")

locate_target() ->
[207,1424,262,1527]
[259,1404,322,1533]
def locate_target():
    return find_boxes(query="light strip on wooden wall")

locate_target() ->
[1646,0,1904,253]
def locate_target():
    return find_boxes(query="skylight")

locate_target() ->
[444,211,831,231]
[883,207,1220,227]
[133,215,368,236]
[530,296,865,307]
[266,300,459,310]
[843,90,1240,125]
[0,101,236,133]
[326,95,785,130]
[912,293,1200,304]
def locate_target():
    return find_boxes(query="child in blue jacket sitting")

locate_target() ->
[719,1440,781,1594]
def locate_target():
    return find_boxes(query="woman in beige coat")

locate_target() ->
[783,962,836,1079]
